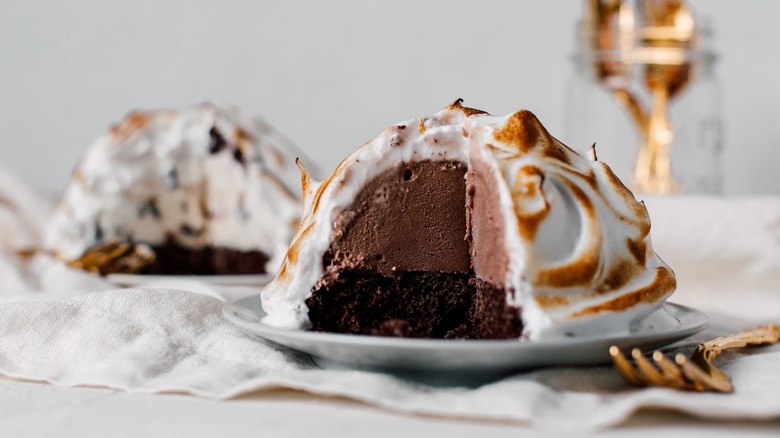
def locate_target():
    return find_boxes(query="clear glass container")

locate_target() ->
[564,1,722,194]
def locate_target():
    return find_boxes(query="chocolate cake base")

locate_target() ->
[141,240,268,275]
[305,271,523,339]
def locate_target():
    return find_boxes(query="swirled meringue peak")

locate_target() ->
[261,100,675,340]
[45,102,311,274]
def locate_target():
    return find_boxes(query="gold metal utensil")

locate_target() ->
[610,324,780,393]
[65,239,156,275]
[584,0,697,194]
[17,240,155,275]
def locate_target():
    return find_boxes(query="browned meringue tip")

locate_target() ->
[295,157,315,204]
[446,99,489,117]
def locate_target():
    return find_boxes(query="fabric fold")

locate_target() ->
[1,288,778,431]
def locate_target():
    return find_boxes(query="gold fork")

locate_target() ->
[610,323,780,393]
[18,240,156,276]
[66,239,156,275]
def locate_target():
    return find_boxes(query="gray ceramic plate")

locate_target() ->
[108,273,273,287]
[224,296,708,382]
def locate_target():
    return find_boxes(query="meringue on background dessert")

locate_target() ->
[44,103,313,275]
[261,100,676,340]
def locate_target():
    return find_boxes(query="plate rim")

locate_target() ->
[223,296,709,349]
[107,273,274,287]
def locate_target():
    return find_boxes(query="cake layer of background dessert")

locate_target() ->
[1,0,778,197]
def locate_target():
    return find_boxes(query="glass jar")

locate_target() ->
[564,0,722,194]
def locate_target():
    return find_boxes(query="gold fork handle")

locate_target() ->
[698,324,780,362]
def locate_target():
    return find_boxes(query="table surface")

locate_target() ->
[2,377,779,437]
[4,268,780,436]
[3,197,780,436]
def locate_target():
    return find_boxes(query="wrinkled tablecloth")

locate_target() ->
[1,167,779,431]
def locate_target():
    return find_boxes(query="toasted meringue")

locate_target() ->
[261,100,675,340]
[44,103,310,274]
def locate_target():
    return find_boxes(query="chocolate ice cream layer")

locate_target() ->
[322,160,470,280]
[466,153,509,285]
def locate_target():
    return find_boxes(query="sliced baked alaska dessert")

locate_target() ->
[44,103,312,275]
[261,100,675,340]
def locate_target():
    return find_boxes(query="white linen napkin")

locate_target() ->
[0,168,54,251]
[0,287,778,432]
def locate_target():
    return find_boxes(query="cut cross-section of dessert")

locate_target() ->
[45,103,313,275]
[261,100,675,340]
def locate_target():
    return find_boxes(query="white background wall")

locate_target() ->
[1,0,778,196]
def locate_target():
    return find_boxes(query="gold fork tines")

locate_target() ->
[611,323,780,393]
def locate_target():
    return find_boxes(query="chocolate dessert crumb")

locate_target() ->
[209,126,227,154]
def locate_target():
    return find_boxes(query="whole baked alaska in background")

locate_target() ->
[260,100,676,340]
[44,103,314,275]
